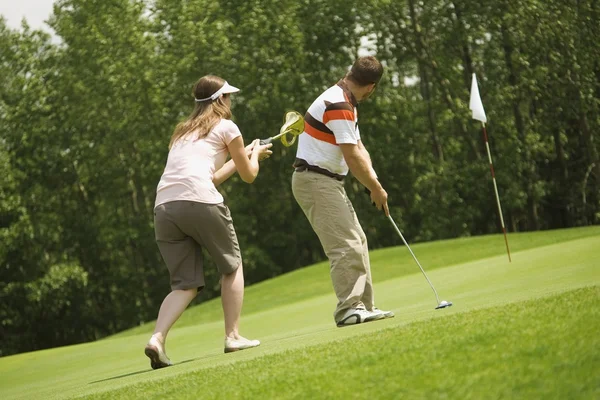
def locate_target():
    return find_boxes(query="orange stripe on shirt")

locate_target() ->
[305,123,338,145]
[323,109,355,124]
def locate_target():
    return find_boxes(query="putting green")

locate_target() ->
[0,228,598,399]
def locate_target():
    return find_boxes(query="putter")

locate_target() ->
[387,215,452,309]
[260,111,304,147]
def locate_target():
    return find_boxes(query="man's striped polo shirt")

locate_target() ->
[294,80,359,177]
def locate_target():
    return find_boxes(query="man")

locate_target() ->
[292,56,394,327]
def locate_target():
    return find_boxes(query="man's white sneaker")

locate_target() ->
[144,335,172,369]
[371,307,395,319]
[336,307,385,327]
[224,336,261,353]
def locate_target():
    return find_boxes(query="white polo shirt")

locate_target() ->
[295,81,359,176]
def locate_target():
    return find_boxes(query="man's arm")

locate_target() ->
[340,142,389,216]
[357,139,378,179]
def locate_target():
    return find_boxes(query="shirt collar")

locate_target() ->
[336,79,358,107]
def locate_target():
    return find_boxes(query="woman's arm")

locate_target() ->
[213,158,238,187]
[215,137,272,185]
[213,141,255,186]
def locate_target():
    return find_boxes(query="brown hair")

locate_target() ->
[346,56,384,86]
[169,75,232,149]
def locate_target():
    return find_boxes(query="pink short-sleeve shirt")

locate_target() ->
[155,119,241,207]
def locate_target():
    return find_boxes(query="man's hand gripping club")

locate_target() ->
[339,141,389,216]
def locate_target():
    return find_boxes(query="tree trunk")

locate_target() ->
[450,2,474,89]
[407,0,443,163]
[551,127,572,227]
[500,19,539,230]
[576,0,600,223]
[407,0,481,159]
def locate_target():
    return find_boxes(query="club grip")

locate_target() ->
[364,186,384,211]
[259,138,273,146]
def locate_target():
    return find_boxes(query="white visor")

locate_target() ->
[194,81,240,102]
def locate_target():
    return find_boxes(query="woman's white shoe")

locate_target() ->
[224,336,261,353]
[144,335,173,369]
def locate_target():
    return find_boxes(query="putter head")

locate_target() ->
[435,300,453,309]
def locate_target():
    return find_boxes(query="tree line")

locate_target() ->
[1,0,598,356]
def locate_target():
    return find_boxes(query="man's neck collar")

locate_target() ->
[336,79,358,106]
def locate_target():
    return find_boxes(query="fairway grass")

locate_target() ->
[117,225,600,337]
[0,227,598,399]
[87,287,600,400]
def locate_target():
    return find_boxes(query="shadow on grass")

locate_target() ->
[88,355,215,384]
[90,326,336,384]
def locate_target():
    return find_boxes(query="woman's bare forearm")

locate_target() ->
[213,159,238,186]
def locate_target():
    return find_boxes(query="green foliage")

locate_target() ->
[0,0,598,356]
[0,263,90,356]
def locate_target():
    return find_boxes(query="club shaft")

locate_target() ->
[269,131,286,141]
[388,215,441,305]
[262,129,290,144]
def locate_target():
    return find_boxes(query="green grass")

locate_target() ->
[0,226,598,399]
[116,225,600,337]
[88,287,600,400]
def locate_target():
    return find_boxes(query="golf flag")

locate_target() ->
[469,72,511,262]
[469,73,487,123]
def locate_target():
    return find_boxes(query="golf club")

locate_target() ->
[260,111,304,147]
[387,215,452,310]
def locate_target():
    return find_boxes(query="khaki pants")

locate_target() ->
[292,170,375,322]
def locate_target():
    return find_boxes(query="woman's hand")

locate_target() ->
[252,140,273,161]
[245,140,256,156]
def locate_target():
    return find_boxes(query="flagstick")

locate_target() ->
[481,122,512,262]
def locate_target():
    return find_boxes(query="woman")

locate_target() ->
[145,75,272,369]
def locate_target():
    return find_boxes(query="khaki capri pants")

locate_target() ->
[154,200,242,291]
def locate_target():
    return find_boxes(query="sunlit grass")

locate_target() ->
[0,226,598,400]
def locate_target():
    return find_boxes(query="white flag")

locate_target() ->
[469,73,487,123]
